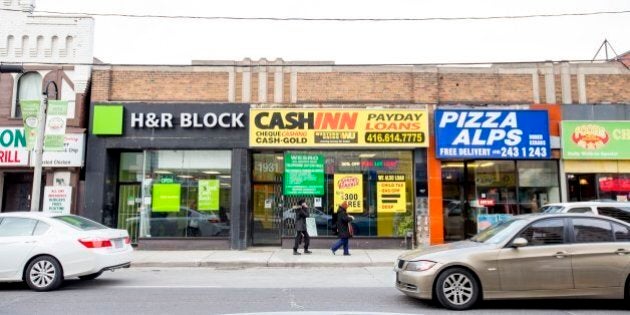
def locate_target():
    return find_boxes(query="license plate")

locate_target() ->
[113,239,123,249]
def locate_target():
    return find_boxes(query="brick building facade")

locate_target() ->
[88,59,629,249]
[0,0,93,213]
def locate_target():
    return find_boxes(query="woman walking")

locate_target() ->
[331,201,353,256]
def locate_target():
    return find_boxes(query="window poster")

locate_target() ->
[152,183,181,212]
[376,174,406,213]
[42,186,72,215]
[334,174,363,213]
[198,179,219,211]
[284,153,325,195]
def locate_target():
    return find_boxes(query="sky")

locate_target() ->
[34,0,630,65]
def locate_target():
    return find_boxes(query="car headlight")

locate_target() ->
[405,260,437,272]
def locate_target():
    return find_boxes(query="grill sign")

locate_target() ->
[571,124,609,149]
[562,121,630,160]
[435,109,550,159]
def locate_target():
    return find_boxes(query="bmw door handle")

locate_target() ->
[615,249,628,256]
[554,251,568,259]
[24,240,37,244]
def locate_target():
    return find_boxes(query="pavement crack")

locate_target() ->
[365,250,374,264]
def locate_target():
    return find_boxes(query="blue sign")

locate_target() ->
[435,109,550,159]
[477,214,513,231]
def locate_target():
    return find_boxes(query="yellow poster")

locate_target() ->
[334,174,363,214]
[250,108,429,148]
[377,182,406,213]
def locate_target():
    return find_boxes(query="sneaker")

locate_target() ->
[293,251,301,255]
[304,250,312,254]
[331,249,336,255]
[343,253,351,256]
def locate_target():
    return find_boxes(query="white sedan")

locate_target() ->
[0,212,132,291]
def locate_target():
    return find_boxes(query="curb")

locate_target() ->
[130,261,395,268]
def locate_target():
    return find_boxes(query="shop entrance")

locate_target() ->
[1,172,33,212]
[117,183,142,243]
[252,183,283,245]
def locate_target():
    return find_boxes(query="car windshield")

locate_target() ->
[541,205,564,213]
[470,218,528,244]
[52,215,108,231]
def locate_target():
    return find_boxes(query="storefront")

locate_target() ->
[562,120,630,202]
[85,103,250,249]
[249,107,429,248]
[0,127,85,213]
[433,108,561,241]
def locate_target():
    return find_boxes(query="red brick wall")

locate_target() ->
[107,70,229,102]
[586,74,630,103]
[89,65,629,105]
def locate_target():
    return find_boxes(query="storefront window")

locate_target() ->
[252,150,414,240]
[517,161,560,212]
[118,150,232,240]
[597,174,630,202]
[568,173,630,202]
[472,160,517,215]
[442,160,560,241]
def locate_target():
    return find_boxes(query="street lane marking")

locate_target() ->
[108,285,221,289]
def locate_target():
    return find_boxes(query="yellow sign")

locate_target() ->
[377,174,406,213]
[334,174,363,213]
[250,109,429,148]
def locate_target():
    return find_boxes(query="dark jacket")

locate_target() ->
[336,207,354,238]
[294,206,310,232]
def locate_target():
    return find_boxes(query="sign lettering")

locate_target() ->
[435,109,550,159]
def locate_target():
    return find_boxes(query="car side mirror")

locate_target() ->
[511,237,528,248]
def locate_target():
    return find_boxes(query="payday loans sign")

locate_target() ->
[435,109,550,159]
[250,108,429,148]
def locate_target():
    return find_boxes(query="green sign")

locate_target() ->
[284,154,325,196]
[562,121,630,160]
[152,183,181,212]
[44,100,68,151]
[198,180,220,211]
[92,105,124,135]
[19,100,40,150]
[159,175,174,184]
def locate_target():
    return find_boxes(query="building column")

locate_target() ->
[273,59,284,103]
[241,59,252,103]
[258,59,268,103]
[577,67,587,104]
[230,148,250,250]
[544,62,556,104]
[560,62,572,104]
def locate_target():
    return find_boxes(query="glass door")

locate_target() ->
[118,184,141,243]
[252,183,282,245]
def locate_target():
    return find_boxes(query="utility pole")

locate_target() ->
[30,81,58,211]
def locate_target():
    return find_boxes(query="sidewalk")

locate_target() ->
[131,247,406,268]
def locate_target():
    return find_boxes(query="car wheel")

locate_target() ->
[78,271,103,281]
[24,256,63,292]
[435,268,480,310]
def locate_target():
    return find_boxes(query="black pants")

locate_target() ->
[293,230,310,251]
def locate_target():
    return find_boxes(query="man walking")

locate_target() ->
[293,199,312,255]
